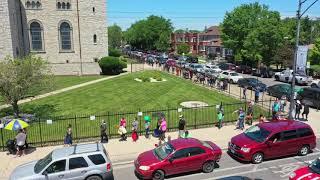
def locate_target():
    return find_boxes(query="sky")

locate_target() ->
[107,0,320,31]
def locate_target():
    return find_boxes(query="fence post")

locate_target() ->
[228,83,231,96]
[268,98,272,117]
[107,112,111,137]
[194,106,197,129]
[167,107,170,130]
[38,118,43,147]
[139,108,142,136]
[1,128,4,151]
[131,62,133,73]
[240,87,242,100]
[74,115,78,143]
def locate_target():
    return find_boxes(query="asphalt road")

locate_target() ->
[112,139,320,180]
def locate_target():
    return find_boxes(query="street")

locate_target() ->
[112,139,320,180]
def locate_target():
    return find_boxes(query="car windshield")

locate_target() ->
[244,126,271,143]
[34,152,53,174]
[309,158,320,174]
[195,65,203,68]
[153,143,175,160]
[230,73,239,76]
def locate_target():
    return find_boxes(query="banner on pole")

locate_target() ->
[296,46,309,75]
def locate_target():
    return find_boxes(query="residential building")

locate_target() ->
[0,0,108,75]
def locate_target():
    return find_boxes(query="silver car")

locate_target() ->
[10,143,114,180]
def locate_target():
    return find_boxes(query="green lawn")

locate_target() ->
[0,75,103,105]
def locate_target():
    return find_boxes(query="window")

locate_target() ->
[59,22,72,51]
[298,128,313,137]
[69,157,88,170]
[26,1,31,8]
[269,133,281,143]
[88,154,106,165]
[62,2,65,9]
[36,1,41,8]
[66,2,71,9]
[172,149,189,160]
[188,147,205,156]
[45,160,66,174]
[32,1,36,8]
[93,34,97,44]
[282,130,298,141]
[30,21,43,51]
[57,2,61,9]
[93,7,95,13]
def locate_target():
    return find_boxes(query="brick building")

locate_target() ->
[171,26,232,58]
[0,0,108,75]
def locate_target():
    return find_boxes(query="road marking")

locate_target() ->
[272,162,304,178]
[202,168,269,180]
[315,148,320,152]
[113,160,134,166]
[113,164,134,170]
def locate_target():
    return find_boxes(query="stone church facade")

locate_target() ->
[0,0,108,75]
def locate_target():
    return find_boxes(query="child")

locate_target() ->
[119,117,127,141]
[144,117,151,139]
[217,110,224,129]
[131,118,139,142]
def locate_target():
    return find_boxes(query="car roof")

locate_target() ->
[303,87,320,93]
[258,120,310,133]
[52,143,104,160]
[170,138,202,149]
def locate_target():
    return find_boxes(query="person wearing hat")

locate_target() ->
[144,116,151,139]
[178,115,186,138]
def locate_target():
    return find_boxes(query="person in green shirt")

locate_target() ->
[182,130,191,138]
[217,110,224,129]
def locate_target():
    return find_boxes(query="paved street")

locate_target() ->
[113,139,320,180]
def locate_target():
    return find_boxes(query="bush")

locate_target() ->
[139,75,150,82]
[99,56,127,75]
[153,74,162,81]
[310,65,320,78]
[108,48,122,57]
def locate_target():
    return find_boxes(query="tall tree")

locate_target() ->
[0,55,52,117]
[177,43,190,55]
[124,15,173,52]
[108,24,122,49]
[310,38,320,65]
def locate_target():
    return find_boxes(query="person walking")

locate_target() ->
[64,124,72,146]
[254,88,260,103]
[118,117,127,141]
[178,115,186,138]
[234,108,245,130]
[272,99,280,120]
[295,100,302,120]
[302,103,310,121]
[243,86,247,99]
[217,110,224,129]
[100,120,108,143]
[246,101,254,125]
[22,128,28,149]
[144,117,151,139]
[15,129,26,157]
[159,116,167,142]
[280,95,287,113]
[132,117,139,142]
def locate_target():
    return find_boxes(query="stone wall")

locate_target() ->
[50,62,101,75]
[0,0,14,60]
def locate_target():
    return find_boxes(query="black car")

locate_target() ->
[252,67,274,78]
[267,84,303,100]
[300,88,320,109]
[238,78,267,92]
[236,65,252,74]
[186,56,198,63]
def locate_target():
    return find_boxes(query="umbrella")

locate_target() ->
[144,116,151,122]
[4,119,29,131]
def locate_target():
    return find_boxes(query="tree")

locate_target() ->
[174,29,185,33]
[310,38,320,65]
[108,24,122,49]
[221,3,283,66]
[124,15,173,52]
[0,55,52,117]
[177,43,190,55]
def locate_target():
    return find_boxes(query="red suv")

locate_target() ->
[134,138,222,180]
[228,120,316,164]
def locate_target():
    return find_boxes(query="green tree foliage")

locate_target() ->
[99,56,127,75]
[124,15,173,52]
[310,38,320,65]
[108,24,122,49]
[0,55,52,117]
[108,48,122,57]
[221,2,283,66]
[174,29,185,33]
[177,43,190,55]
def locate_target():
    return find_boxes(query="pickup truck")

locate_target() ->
[274,70,312,85]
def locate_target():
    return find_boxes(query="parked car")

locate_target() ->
[310,79,320,88]
[219,71,243,84]
[300,88,320,109]
[252,67,274,78]
[237,78,267,92]
[274,69,313,85]
[205,64,222,73]
[166,59,176,67]
[219,63,236,71]
[204,69,219,78]
[134,138,222,180]
[267,84,303,100]
[10,143,114,180]
[176,61,187,68]
[186,56,198,63]
[236,65,252,74]
[189,63,205,73]
[228,120,316,164]
[289,158,320,180]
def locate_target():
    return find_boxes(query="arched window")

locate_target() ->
[57,2,61,9]
[62,2,65,9]
[66,2,71,9]
[26,1,31,8]
[30,21,43,51]
[36,1,41,8]
[31,1,36,8]
[59,22,72,50]
[93,34,97,44]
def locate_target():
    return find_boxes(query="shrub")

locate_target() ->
[153,74,162,81]
[99,56,127,75]
[139,75,150,82]
[108,48,122,57]
[119,56,128,63]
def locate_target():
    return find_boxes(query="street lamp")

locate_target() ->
[289,0,319,119]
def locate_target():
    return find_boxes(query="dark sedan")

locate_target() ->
[236,65,252,74]
[238,78,267,92]
[267,84,303,100]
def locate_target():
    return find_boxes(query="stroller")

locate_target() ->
[153,128,161,138]
[7,139,16,154]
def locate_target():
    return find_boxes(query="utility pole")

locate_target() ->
[289,0,319,119]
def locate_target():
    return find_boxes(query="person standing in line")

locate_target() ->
[246,101,254,125]
[280,95,287,113]
[259,114,266,123]
[159,116,167,142]
[22,128,28,149]
[144,119,151,139]
[119,117,127,141]
[132,117,139,142]
[178,115,186,138]
[217,110,224,129]
[233,107,245,130]
[15,129,26,157]
[302,103,310,121]
[100,120,108,143]
[243,86,247,99]
[254,87,260,103]
[272,99,280,120]
[64,124,72,146]
[295,100,302,120]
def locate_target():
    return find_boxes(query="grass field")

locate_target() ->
[0,71,270,149]
[0,75,103,106]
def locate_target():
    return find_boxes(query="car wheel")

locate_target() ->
[202,161,215,173]
[311,84,317,88]
[275,76,279,81]
[153,170,165,180]
[86,175,103,180]
[230,79,234,84]
[299,145,310,156]
[252,152,264,164]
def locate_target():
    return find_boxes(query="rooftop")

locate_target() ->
[170,138,202,149]
[52,143,104,160]
[259,120,310,133]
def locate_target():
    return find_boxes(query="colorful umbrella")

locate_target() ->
[144,116,151,122]
[4,119,29,131]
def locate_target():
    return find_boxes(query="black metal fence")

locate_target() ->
[0,100,272,151]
